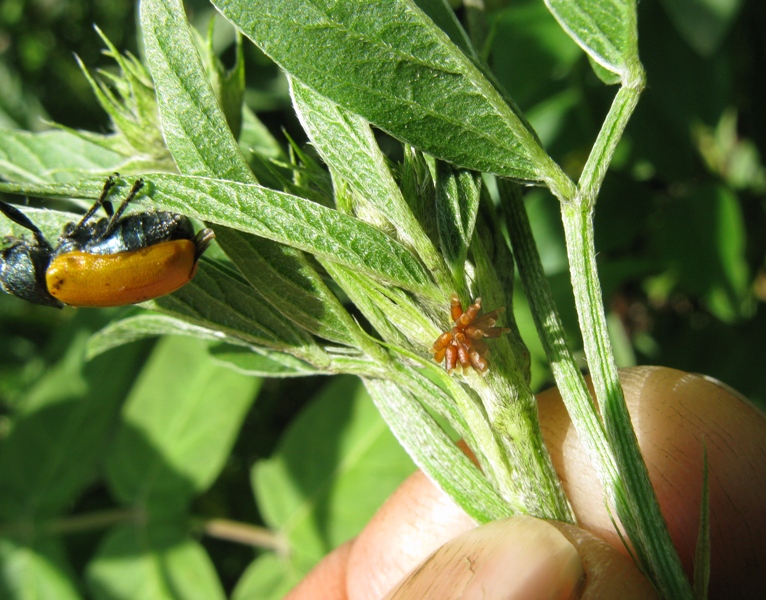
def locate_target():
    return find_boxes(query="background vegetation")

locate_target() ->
[0,0,763,598]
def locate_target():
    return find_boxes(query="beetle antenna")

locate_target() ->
[102,179,145,239]
[0,200,53,251]
[75,175,118,229]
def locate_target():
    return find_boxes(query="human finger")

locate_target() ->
[538,366,766,598]
[382,515,659,600]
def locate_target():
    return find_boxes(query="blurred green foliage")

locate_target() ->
[487,0,766,402]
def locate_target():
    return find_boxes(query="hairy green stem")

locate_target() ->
[561,201,691,599]
[474,371,574,521]
[552,72,692,598]
[501,182,618,490]
[579,79,645,206]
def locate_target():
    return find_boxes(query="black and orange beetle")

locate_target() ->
[432,294,510,374]
[0,175,214,308]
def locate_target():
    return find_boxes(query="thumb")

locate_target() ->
[383,515,657,600]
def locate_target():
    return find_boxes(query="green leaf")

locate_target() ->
[212,226,362,346]
[85,313,245,359]
[322,260,414,351]
[208,343,323,377]
[435,162,481,279]
[239,106,286,163]
[150,260,327,366]
[0,61,46,130]
[239,107,291,189]
[196,23,246,140]
[87,523,225,600]
[653,184,750,323]
[77,27,169,160]
[212,0,569,190]
[544,0,640,84]
[232,554,297,600]
[413,0,475,58]
[143,174,436,297]
[660,0,743,57]
[489,3,582,109]
[365,378,511,523]
[141,0,364,352]
[707,187,751,321]
[140,0,255,183]
[588,55,622,85]
[0,332,144,518]
[104,336,259,507]
[470,214,532,382]
[290,76,446,279]
[397,146,439,242]
[0,537,80,600]
[86,314,323,377]
[471,202,521,340]
[253,377,415,568]
[0,128,127,183]
[321,259,440,353]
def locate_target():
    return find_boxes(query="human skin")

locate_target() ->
[286,366,766,599]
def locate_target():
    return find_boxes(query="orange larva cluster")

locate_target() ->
[431,294,510,374]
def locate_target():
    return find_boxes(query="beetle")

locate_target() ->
[0,175,214,308]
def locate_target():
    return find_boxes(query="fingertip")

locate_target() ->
[346,470,476,600]
[550,521,659,599]
[284,539,353,600]
[383,516,584,600]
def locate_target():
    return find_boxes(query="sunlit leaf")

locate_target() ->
[213,0,566,187]
[544,0,640,84]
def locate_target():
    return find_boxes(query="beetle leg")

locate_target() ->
[0,201,52,250]
[193,228,216,260]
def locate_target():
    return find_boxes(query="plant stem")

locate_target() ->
[579,80,644,206]
[560,200,691,599]
[474,371,574,521]
[193,517,286,552]
[553,72,692,598]
[501,182,618,489]
[44,509,134,536]
[0,508,284,556]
